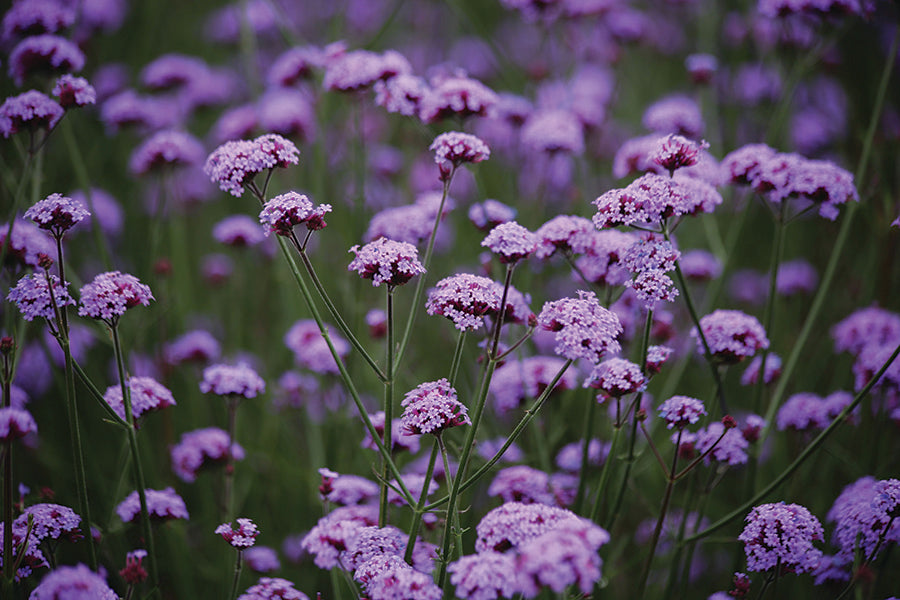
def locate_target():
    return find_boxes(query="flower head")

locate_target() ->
[738,502,824,574]
[284,319,349,374]
[204,134,300,197]
[0,90,63,138]
[584,358,646,398]
[419,73,498,123]
[2,1,76,41]
[129,130,205,175]
[51,74,96,109]
[9,34,85,86]
[643,95,704,138]
[400,378,470,435]
[468,199,516,232]
[425,273,503,332]
[103,376,176,423]
[827,477,900,564]
[29,564,117,600]
[831,305,900,356]
[449,552,519,600]
[651,134,709,173]
[521,108,585,155]
[323,48,410,92]
[481,222,537,264]
[120,549,149,585]
[692,310,769,364]
[259,192,332,236]
[245,547,280,573]
[163,330,221,366]
[300,505,379,569]
[349,238,425,288]
[213,215,266,247]
[238,577,309,600]
[489,356,578,413]
[116,487,189,523]
[13,503,80,543]
[200,363,266,398]
[24,193,89,237]
[592,173,694,229]
[216,518,259,548]
[171,427,245,483]
[0,407,38,442]
[658,395,707,429]
[741,353,782,386]
[537,291,622,363]
[7,272,75,322]
[429,131,490,180]
[77,271,154,323]
[515,519,609,597]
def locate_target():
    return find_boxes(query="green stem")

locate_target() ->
[2,351,12,590]
[436,434,462,574]
[589,405,623,523]
[448,331,466,386]
[573,391,597,514]
[228,549,243,600]
[379,288,395,527]
[225,397,239,520]
[403,439,439,564]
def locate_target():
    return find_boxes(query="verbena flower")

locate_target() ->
[686,53,717,84]
[584,358,647,398]
[481,221,538,264]
[0,407,37,442]
[487,465,557,506]
[475,502,578,553]
[520,108,585,154]
[740,353,782,386]
[658,395,707,429]
[13,503,80,543]
[537,290,622,363]
[758,0,874,18]
[267,45,321,87]
[651,134,709,173]
[449,552,519,600]
[116,487,189,523]
[429,131,490,180]
[8,34,85,85]
[284,319,349,374]
[120,549,149,585]
[776,259,818,296]
[515,519,609,597]
[738,502,824,574]
[643,94,704,138]
[24,193,90,237]
[533,215,595,259]
[690,420,749,465]
[555,439,610,472]
[321,473,379,506]
[216,518,259,548]
[592,173,694,229]
[2,1,76,41]
[7,272,74,322]
[374,73,428,116]
[29,564,117,600]
[77,271,154,323]
[204,134,300,197]
[129,129,205,175]
[103,376,176,423]
[213,215,267,247]
[171,427,244,483]
[679,249,722,281]
[425,273,503,332]
[259,191,332,236]
[691,309,769,364]
[238,577,309,600]
[827,476,900,564]
[300,505,378,569]
[646,345,674,374]
[419,72,498,123]
[626,269,679,309]
[163,329,221,365]
[0,525,48,580]
[348,238,425,287]
[0,90,64,138]
[400,378,470,435]
[489,356,578,413]
[200,363,266,398]
[257,88,316,141]
[323,48,410,92]
[52,74,96,108]
[468,199,516,232]
[340,525,405,572]
[831,305,900,356]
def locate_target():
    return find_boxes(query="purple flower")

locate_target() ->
[625,269,679,309]
[533,215,595,259]
[555,439,610,472]
[430,131,490,180]
[732,63,783,106]
[24,193,89,237]
[68,188,123,237]
[200,363,265,398]
[469,199,516,232]
[0,90,64,138]
[171,427,244,482]
[323,48,410,92]
[103,376,176,423]
[831,305,900,356]
[257,88,316,141]
[475,502,579,553]
[29,564,117,600]
[852,341,900,393]
[572,230,637,286]
[7,272,74,322]
[13,503,80,542]
[425,273,503,332]
[646,345,674,374]
[584,358,647,398]
[52,74,96,108]
[419,72,499,123]
[515,519,609,597]
[488,465,558,506]
[827,477,900,564]
[1,1,76,41]
[388,473,438,506]
[623,239,680,273]
[116,487,189,523]
[321,473,379,506]
[100,89,176,134]
[348,238,425,288]
[652,134,709,173]
[129,130,205,175]
[482,221,537,264]
[340,525,405,571]
[163,329,221,365]
[691,309,769,364]
[216,518,259,548]
[686,53,717,84]
[267,45,321,87]
[239,577,309,600]
[364,562,443,600]
[679,249,722,281]
[658,395,707,429]
[204,134,300,197]
[284,319,349,374]
[741,353,782,386]
[691,421,749,465]
[520,108,585,155]
[259,191,332,236]
[9,34,85,85]
[758,0,874,18]
[120,549,148,585]
[723,143,779,185]
[300,505,378,569]
[449,552,519,600]
[212,215,266,248]
[613,134,662,179]
[643,95,704,138]
[489,356,578,413]
[77,271,154,323]
[592,173,694,229]
[537,290,622,363]
[374,73,428,117]
[738,502,823,574]
[400,378,470,435]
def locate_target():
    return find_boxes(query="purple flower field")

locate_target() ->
[1,0,900,598]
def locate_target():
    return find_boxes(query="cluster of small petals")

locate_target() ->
[475,502,579,553]
[387,473,438,506]
[852,341,900,392]
[323,49,410,92]
[722,144,779,185]
[692,310,769,364]
[400,378,470,435]
[216,518,259,548]
[164,329,221,365]
[9,34,85,85]
[691,421,749,465]
[0,407,38,442]
[686,53,718,84]
[622,239,679,274]
[738,502,824,573]
[584,358,646,397]
[364,562,442,600]
[827,477,900,563]
[489,356,578,413]
[340,526,405,571]
[0,90,64,138]
[129,130,205,175]
[24,193,89,236]
[120,549,148,585]
[534,215,595,259]
[200,363,265,398]
[652,134,709,172]
[642,95,704,138]
[348,238,425,288]
[284,319,349,374]
[426,273,503,332]
[515,523,606,597]
[646,345,674,374]
[592,173,692,229]
[243,548,281,573]
[259,192,332,236]
[449,551,519,600]
[374,73,428,116]
[419,72,499,123]
[658,395,707,429]
[758,0,874,18]
[481,221,537,264]
[300,505,379,569]
[520,108,585,155]
[213,215,266,247]
[353,554,408,588]
[77,271,154,322]
[468,199,516,232]
[625,269,679,310]
[364,192,453,245]
[679,249,722,281]
[430,131,490,179]
[672,175,724,215]
[0,525,48,580]
[171,427,244,482]
[52,74,96,108]
[776,393,827,432]
[537,290,623,363]
[7,272,74,322]
[238,577,309,600]
[488,465,557,506]
[572,229,637,286]
[267,45,321,87]
[13,503,80,542]
[612,134,661,179]
[103,376,176,422]
[741,353,782,386]
[116,487,189,523]
[776,259,818,296]
[555,439,610,472]
[29,564,117,600]
[2,1,76,41]
[831,306,900,356]
[204,134,299,197]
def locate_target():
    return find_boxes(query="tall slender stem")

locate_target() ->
[224,396,239,520]
[403,439,439,564]
[2,349,13,593]
[379,288,395,527]
[228,549,243,600]
[752,202,787,414]
[448,331,466,386]
[573,391,597,514]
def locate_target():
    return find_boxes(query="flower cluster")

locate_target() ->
[691,310,769,364]
[116,487,189,523]
[259,191,332,236]
[171,427,245,482]
[425,273,504,332]
[216,518,260,548]
[481,221,538,264]
[738,502,824,574]
[103,376,176,423]
[429,131,490,180]
[400,378,470,435]
[584,358,647,398]
[24,193,90,237]
[0,90,64,138]
[77,271,154,323]
[658,395,706,429]
[200,363,266,398]
[348,238,425,287]
[537,290,622,363]
[7,272,74,322]
[204,133,300,197]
